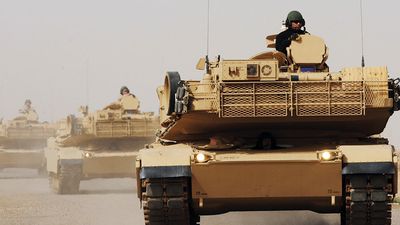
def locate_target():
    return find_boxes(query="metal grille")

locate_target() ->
[221,82,289,118]
[219,81,388,118]
[7,127,55,139]
[365,81,388,107]
[95,120,157,137]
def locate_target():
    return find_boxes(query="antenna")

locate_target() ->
[85,58,90,107]
[206,0,210,56]
[359,0,365,67]
[204,0,211,74]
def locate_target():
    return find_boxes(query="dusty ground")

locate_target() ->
[0,169,399,225]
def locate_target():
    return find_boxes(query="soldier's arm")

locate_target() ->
[275,33,291,53]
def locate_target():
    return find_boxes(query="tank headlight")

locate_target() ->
[321,152,332,160]
[196,153,206,162]
[194,152,212,163]
[318,150,340,161]
[84,152,92,158]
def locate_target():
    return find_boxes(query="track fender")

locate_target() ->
[137,143,193,179]
[45,139,83,173]
[340,144,396,175]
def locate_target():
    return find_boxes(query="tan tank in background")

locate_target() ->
[0,101,56,174]
[136,34,400,225]
[45,93,159,194]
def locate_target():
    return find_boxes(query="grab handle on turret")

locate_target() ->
[196,58,206,71]
[390,78,400,111]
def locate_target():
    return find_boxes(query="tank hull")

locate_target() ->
[138,143,397,222]
[0,124,55,171]
[191,156,342,214]
[81,151,138,179]
[46,146,146,180]
[0,148,45,169]
[46,136,155,194]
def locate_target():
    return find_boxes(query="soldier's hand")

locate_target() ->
[289,33,300,41]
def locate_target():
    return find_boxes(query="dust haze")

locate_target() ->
[0,0,398,145]
[0,1,400,225]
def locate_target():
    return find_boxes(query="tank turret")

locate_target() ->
[136,34,399,225]
[158,34,397,143]
[55,95,156,147]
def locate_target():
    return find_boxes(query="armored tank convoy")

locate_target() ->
[136,34,400,225]
[45,91,159,194]
[0,100,56,174]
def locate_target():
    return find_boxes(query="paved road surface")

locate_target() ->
[0,169,398,225]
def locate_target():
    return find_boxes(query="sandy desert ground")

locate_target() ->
[0,169,398,225]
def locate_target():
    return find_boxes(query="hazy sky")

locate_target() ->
[0,0,398,145]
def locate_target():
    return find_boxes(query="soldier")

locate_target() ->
[102,86,140,112]
[275,10,308,55]
[19,99,35,114]
[19,99,39,121]
[119,86,140,113]
[120,86,136,98]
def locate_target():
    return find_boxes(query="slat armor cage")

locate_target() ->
[95,120,158,137]
[186,80,389,118]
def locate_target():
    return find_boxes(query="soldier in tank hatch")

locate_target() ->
[19,99,35,114]
[120,86,136,98]
[275,10,309,55]
[19,99,39,121]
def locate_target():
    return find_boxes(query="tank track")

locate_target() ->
[49,164,81,194]
[141,177,199,225]
[342,174,393,225]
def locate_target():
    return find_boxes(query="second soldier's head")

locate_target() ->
[120,86,130,96]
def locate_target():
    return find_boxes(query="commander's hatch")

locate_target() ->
[287,35,329,68]
[120,95,140,113]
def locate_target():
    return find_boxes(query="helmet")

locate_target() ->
[285,10,305,27]
[120,86,130,95]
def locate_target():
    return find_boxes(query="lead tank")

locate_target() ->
[46,93,159,194]
[136,34,400,225]
[0,103,55,173]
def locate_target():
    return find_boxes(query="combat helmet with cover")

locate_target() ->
[120,86,130,95]
[285,10,305,27]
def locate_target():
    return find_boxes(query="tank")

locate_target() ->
[45,93,159,194]
[136,34,400,225]
[0,103,56,174]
